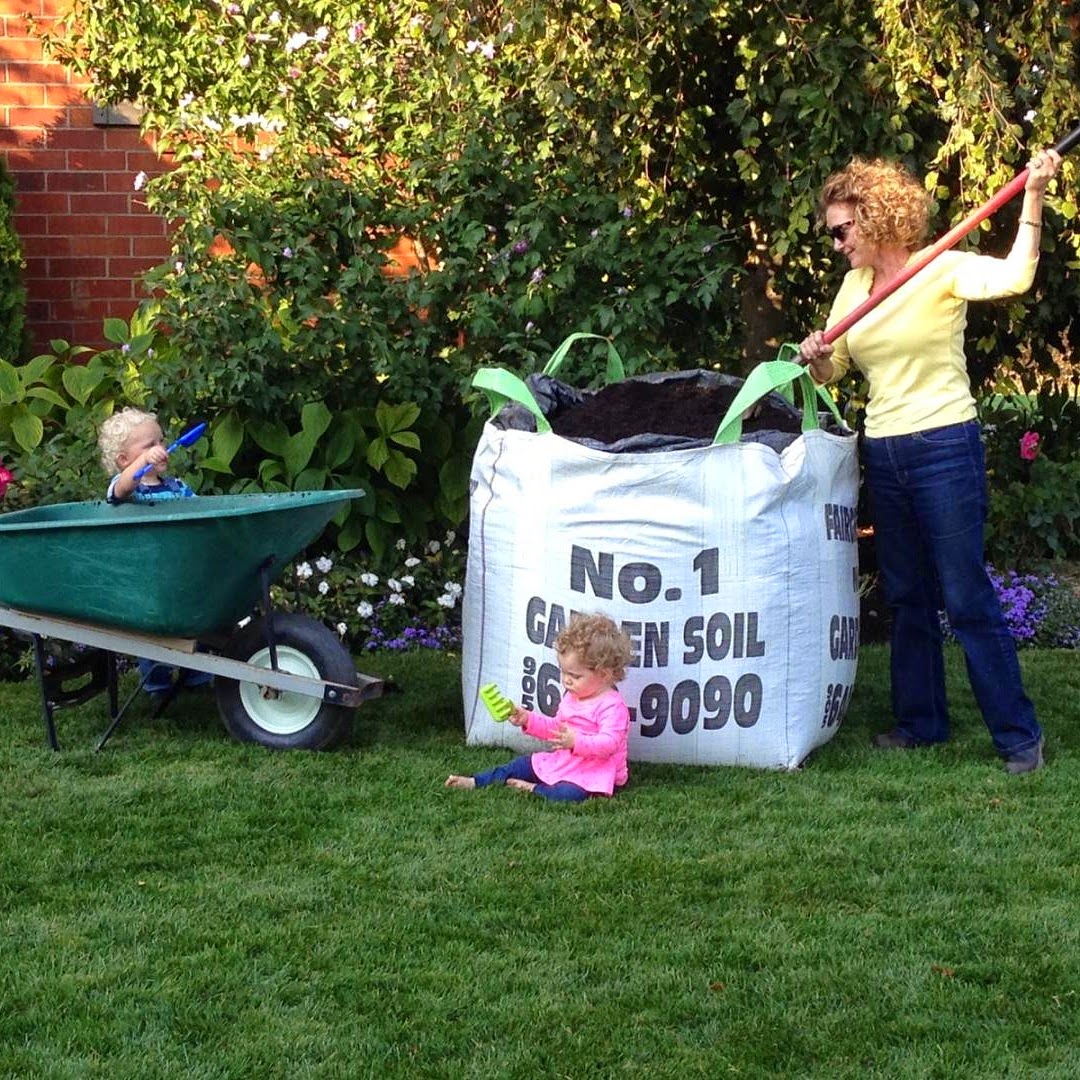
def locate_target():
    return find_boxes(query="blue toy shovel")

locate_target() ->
[132,421,207,481]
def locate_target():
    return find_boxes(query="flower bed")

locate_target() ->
[271,533,464,653]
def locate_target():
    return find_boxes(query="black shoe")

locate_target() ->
[872,728,922,750]
[1004,738,1044,775]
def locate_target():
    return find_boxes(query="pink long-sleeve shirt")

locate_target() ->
[522,687,630,796]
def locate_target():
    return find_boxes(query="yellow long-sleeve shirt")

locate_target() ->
[822,248,1039,437]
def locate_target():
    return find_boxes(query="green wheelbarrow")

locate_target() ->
[0,490,382,751]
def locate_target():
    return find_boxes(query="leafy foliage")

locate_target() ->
[0,157,27,364]
[28,1,1080,565]
[980,386,1080,563]
[44,1,1080,372]
[271,531,465,653]
[0,332,144,508]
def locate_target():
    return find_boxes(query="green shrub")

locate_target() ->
[270,532,465,653]
[0,156,26,364]
[980,386,1080,564]
[0,327,148,509]
[986,456,1080,564]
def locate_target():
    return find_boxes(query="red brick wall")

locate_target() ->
[0,1,171,352]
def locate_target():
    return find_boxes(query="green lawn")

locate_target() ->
[2,645,1078,1079]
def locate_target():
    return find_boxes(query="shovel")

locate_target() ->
[132,421,207,482]
[821,121,1080,344]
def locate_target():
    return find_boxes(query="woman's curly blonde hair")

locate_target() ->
[819,157,931,250]
[97,407,158,474]
[555,612,634,682]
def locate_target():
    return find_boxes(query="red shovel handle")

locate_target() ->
[821,120,1080,346]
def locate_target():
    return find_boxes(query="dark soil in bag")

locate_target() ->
[493,369,840,454]
[549,377,802,442]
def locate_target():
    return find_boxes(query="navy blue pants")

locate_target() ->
[473,755,592,802]
[862,421,1041,757]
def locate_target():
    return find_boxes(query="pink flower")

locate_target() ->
[0,461,13,498]
[1019,431,1041,461]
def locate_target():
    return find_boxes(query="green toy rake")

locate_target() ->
[479,682,514,722]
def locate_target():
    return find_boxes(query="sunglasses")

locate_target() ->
[825,219,855,243]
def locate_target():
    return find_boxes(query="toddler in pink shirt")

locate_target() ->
[446,613,633,802]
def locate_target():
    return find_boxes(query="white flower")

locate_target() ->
[133,171,148,191]
[285,31,310,53]
[314,26,329,42]
[268,10,281,24]
[427,540,441,554]
[437,594,456,608]
[318,580,330,595]
[466,39,480,53]
[179,92,195,109]
[400,575,415,587]
[315,556,333,573]
[239,54,251,69]
[331,116,352,131]
[404,557,421,568]
[445,581,463,596]
[387,578,402,593]
[336,622,348,636]
[480,42,496,59]
[191,147,204,160]
[356,601,374,618]
[388,593,406,606]
[174,260,185,273]
[360,572,379,587]
[202,116,223,132]
[445,530,456,546]
[396,538,407,551]
[295,561,313,580]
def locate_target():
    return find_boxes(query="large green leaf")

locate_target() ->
[212,412,245,468]
[0,360,21,403]
[10,406,44,452]
[62,364,105,406]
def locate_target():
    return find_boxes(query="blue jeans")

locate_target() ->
[862,421,1040,757]
[473,756,592,802]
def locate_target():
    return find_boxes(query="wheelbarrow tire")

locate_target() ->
[215,613,357,750]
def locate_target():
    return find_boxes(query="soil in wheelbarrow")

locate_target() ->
[548,379,802,443]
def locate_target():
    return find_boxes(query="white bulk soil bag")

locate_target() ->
[462,338,860,769]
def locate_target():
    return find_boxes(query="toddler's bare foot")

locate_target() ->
[506,778,537,794]
[445,774,476,790]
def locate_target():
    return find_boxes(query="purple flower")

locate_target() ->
[512,239,529,255]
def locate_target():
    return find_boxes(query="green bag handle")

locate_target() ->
[542,332,626,383]
[773,342,845,425]
[713,352,844,445]
[471,333,625,433]
[472,366,552,433]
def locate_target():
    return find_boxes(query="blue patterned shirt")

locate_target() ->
[107,474,195,504]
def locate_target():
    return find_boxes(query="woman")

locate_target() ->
[799,147,1061,774]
